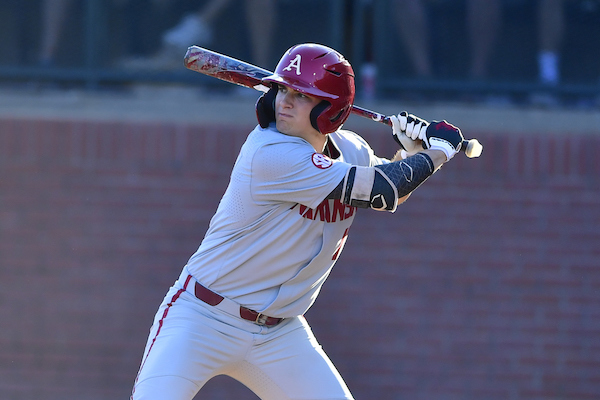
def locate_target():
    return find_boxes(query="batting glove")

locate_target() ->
[422,120,464,161]
[390,111,429,159]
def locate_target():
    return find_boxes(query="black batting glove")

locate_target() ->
[422,120,464,161]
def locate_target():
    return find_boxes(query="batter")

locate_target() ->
[131,43,465,400]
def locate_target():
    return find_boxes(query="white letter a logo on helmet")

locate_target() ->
[283,54,302,75]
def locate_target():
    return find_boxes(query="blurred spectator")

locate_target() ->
[392,0,564,84]
[119,0,276,71]
[391,0,501,81]
[39,0,73,66]
[38,0,157,67]
[161,0,230,51]
[38,0,275,72]
[537,0,564,85]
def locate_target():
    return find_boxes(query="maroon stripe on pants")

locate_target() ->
[131,275,193,399]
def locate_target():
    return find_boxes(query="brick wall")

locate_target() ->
[0,117,599,400]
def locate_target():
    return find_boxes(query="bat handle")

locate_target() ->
[350,105,483,158]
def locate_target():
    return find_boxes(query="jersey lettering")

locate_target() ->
[283,54,302,75]
[298,199,356,222]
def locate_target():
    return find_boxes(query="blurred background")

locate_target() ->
[0,0,599,104]
[0,0,599,399]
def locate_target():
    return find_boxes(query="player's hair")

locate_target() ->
[258,43,355,135]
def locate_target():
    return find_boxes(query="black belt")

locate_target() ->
[194,281,284,326]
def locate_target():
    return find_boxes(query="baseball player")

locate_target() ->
[131,43,465,400]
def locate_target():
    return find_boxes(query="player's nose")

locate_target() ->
[280,90,295,107]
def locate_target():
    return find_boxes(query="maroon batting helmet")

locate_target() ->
[261,43,355,134]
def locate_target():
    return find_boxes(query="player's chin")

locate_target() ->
[275,119,293,135]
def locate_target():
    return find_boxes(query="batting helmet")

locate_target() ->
[261,43,355,135]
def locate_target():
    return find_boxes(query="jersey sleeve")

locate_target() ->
[250,142,350,209]
[332,129,391,167]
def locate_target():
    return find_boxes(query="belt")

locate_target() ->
[193,280,284,327]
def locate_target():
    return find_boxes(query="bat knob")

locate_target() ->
[463,139,483,158]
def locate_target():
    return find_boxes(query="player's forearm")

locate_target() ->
[391,149,446,170]
[391,150,444,205]
[418,149,446,169]
[326,152,437,212]
[374,153,435,201]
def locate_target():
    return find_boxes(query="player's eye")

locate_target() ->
[296,92,312,101]
[298,93,317,104]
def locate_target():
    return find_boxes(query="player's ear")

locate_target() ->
[256,85,278,128]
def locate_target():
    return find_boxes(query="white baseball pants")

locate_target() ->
[131,271,354,400]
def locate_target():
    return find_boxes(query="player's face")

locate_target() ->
[274,85,321,138]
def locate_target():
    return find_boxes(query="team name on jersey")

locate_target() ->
[298,199,356,222]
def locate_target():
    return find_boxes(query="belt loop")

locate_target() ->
[194,281,224,306]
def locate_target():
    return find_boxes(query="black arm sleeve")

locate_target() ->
[326,153,435,208]
[374,153,435,198]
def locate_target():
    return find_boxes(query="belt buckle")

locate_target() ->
[254,313,269,326]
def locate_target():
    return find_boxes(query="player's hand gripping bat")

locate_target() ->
[184,46,483,158]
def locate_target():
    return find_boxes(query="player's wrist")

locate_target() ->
[428,139,455,161]
[419,149,446,169]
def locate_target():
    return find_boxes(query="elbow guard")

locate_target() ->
[340,153,435,212]
[342,166,398,212]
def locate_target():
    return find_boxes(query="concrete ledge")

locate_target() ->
[1,85,599,136]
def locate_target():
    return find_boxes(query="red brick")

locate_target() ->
[1,118,600,399]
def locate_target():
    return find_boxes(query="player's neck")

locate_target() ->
[300,130,327,153]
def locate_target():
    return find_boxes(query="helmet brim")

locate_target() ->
[262,74,339,100]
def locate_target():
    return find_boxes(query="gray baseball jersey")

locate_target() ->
[185,124,389,318]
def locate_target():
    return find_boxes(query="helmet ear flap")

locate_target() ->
[256,85,278,128]
[310,101,331,133]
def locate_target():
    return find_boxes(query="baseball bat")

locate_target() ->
[184,46,483,158]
